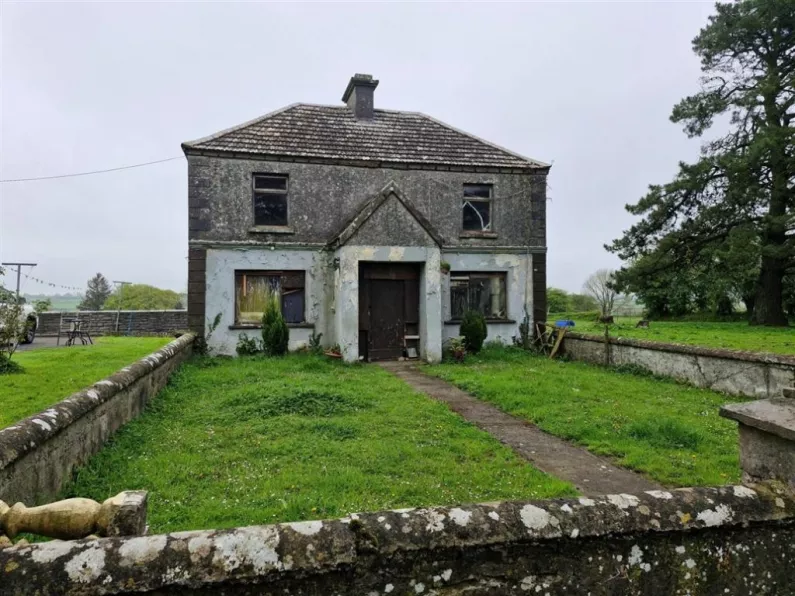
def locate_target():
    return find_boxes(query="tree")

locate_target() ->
[568,293,599,312]
[547,288,570,313]
[33,298,52,313]
[608,0,795,326]
[583,269,617,317]
[104,284,183,310]
[78,273,112,311]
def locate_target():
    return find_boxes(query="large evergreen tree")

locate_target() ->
[78,273,113,310]
[608,0,795,325]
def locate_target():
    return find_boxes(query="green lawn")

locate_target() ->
[564,317,795,355]
[0,337,172,428]
[61,355,574,533]
[426,345,749,487]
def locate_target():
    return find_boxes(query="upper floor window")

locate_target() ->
[253,174,288,227]
[462,183,492,232]
[235,270,305,325]
[450,272,507,320]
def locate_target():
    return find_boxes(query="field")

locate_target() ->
[562,317,795,355]
[0,337,172,428]
[427,345,749,487]
[61,355,574,533]
[23,294,82,311]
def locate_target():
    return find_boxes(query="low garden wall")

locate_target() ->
[0,334,194,505]
[563,332,795,398]
[1,485,793,594]
[37,310,187,336]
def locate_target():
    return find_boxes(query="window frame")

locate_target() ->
[252,173,290,228]
[448,271,508,321]
[234,269,306,326]
[461,183,494,233]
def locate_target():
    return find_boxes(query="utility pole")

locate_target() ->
[113,281,132,333]
[1,262,37,303]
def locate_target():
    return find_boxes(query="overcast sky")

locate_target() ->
[1,1,715,295]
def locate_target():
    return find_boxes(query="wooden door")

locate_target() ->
[368,280,405,360]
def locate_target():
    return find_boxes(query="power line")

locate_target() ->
[0,156,184,183]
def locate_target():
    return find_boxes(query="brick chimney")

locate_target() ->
[342,74,379,120]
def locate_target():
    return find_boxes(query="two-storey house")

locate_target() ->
[183,74,549,362]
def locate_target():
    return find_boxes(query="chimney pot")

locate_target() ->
[342,73,379,120]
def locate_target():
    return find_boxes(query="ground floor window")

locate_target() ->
[450,272,507,319]
[235,270,305,324]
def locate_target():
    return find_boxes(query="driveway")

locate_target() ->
[15,336,68,351]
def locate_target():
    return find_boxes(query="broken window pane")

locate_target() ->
[462,184,493,231]
[450,272,507,319]
[254,194,288,226]
[235,271,305,324]
[462,200,491,231]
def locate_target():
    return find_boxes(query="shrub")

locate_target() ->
[236,333,261,356]
[460,310,487,354]
[0,354,24,375]
[261,293,289,356]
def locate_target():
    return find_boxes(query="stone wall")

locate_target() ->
[2,485,793,595]
[37,310,187,337]
[0,334,194,505]
[563,332,795,398]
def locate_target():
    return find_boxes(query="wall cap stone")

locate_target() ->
[0,334,195,471]
[566,332,795,367]
[2,485,793,594]
[721,398,795,442]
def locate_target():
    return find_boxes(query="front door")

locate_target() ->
[358,263,420,361]
[369,280,405,360]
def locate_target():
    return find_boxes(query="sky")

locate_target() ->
[1,1,715,295]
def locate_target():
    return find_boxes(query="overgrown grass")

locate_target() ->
[0,337,172,428]
[567,317,795,355]
[427,345,750,487]
[61,354,574,533]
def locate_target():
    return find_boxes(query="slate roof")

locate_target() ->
[182,104,548,170]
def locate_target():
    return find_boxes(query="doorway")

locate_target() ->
[358,263,420,361]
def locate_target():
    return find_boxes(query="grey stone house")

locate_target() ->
[183,74,549,361]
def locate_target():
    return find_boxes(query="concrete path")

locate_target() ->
[379,361,661,496]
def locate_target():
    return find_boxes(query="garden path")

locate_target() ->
[380,361,662,496]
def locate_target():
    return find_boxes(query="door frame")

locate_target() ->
[358,262,421,361]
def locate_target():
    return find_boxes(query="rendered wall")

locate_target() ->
[204,248,328,356]
[564,333,795,398]
[441,251,532,344]
[335,245,442,363]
